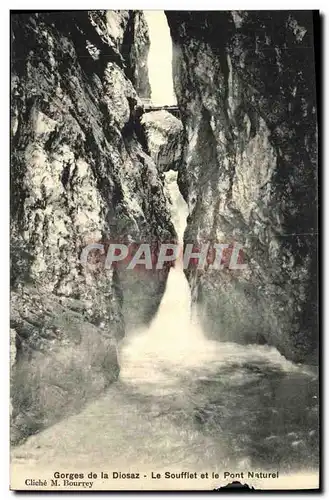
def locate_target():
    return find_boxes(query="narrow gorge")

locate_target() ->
[10,10,318,487]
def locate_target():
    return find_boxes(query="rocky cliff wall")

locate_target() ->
[10,10,174,444]
[166,11,318,363]
[141,110,183,172]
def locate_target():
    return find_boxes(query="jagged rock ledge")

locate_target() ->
[10,10,175,444]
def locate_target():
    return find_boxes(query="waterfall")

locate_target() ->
[140,171,205,348]
[119,171,211,391]
[119,171,308,397]
[118,161,313,389]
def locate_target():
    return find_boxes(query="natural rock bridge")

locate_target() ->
[142,102,180,119]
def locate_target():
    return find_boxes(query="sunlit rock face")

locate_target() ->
[117,10,152,99]
[141,110,183,172]
[10,10,174,444]
[166,11,318,363]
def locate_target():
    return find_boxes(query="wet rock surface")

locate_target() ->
[10,10,174,444]
[166,11,318,363]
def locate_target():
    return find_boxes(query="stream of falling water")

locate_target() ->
[119,171,207,390]
[11,172,319,488]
